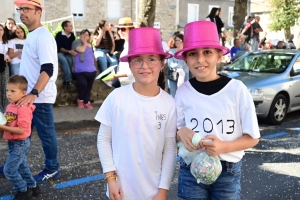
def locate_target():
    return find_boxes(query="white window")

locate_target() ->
[107,0,121,19]
[228,6,234,26]
[208,5,219,14]
[70,0,84,18]
[187,4,199,23]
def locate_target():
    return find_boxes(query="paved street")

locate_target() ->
[0,107,300,200]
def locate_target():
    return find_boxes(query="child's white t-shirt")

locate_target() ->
[8,38,25,64]
[95,84,177,200]
[175,79,260,163]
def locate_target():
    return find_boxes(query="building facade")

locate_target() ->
[1,0,238,41]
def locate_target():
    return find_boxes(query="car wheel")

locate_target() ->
[266,94,287,125]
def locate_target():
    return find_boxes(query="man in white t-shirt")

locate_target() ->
[14,0,60,184]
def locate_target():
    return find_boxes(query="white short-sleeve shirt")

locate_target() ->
[20,26,58,104]
[8,38,25,64]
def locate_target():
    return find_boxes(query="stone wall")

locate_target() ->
[55,64,113,106]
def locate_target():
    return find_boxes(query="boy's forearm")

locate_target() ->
[0,125,25,135]
[225,134,259,153]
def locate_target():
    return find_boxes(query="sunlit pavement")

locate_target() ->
[0,111,300,200]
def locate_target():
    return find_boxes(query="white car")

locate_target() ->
[220,50,300,125]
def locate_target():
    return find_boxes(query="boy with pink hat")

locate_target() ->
[174,21,260,199]
[95,27,177,200]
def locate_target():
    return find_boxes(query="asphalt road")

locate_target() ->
[0,111,300,200]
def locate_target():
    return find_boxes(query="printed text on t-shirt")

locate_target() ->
[190,118,235,134]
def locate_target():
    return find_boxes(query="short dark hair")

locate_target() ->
[80,29,91,37]
[61,20,71,30]
[7,75,28,91]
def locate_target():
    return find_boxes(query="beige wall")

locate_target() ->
[1,0,19,24]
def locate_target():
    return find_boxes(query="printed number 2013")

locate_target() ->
[190,118,235,134]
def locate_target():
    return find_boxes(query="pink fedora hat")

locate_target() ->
[120,27,172,62]
[174,21,230,60]
[14,0,45,10]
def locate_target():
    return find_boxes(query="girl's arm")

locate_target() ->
[94,28,103,47]
[155,137,176,197]
[202,134,259,157]
[97,124,122,199]
[8,48,22,59]
[109,31,115,55]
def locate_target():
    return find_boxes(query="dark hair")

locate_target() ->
[0,24,8,44]
[11,25,27,39]
[93,20,113,48]
[207,7,219,22]
[80,29,91,37]
[61,20,71,30]
[4,18,16,40]
[7,75,28,91]
[175,33,184,42]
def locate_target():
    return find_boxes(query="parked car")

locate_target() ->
[220,50,300,125]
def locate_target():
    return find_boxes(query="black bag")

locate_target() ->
[166,68,178,81]
[0,54,6,73]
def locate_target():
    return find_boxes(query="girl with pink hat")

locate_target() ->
[174,21,260,199]
[95,27,177,200]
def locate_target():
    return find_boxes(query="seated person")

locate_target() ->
[55,20,77,88]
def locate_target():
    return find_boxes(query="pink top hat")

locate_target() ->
[174,21,230,60]
[119,27,172,62]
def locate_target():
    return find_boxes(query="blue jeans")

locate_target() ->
[32,103,59,171]
[11,63,20,75]
[4,138,36,192]
[178,158,242,200]
[94,49,118,72]
[251,38,258,51]
[58,52,73,82]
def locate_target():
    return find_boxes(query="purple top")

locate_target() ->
[74,46,96,73]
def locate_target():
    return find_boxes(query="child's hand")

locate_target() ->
[107,180,123,200]
[177,127,198,152]
[202,135,226,156]
[152,189,167,200]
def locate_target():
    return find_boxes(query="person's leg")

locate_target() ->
[82,71,96,104]
[94,49,108,72]
[10,63,20,75]
[65,54,73,74]
[209,161,242,200]
[183,66,190,82]
[74,73,88,102]
[4,140,30,192]
[18,139,36,189]
[57,52,72,82]
[168,79,178,98]
[107,54,118,67]
[177,158,209,200]
[32,103,60,183]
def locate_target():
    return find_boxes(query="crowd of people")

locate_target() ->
[2,1,299,200]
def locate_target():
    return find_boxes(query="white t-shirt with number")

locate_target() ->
[20,26,58,104]
[8,38,25,64]
[175,79,260,163]
[95,84,177,200]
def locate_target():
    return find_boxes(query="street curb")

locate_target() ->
[54,119,100,132]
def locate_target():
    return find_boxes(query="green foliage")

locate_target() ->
[51,22,63,37]
[21,24,29,36]
[268,0,300,31]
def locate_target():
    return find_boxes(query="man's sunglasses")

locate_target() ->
[117,27,127,32]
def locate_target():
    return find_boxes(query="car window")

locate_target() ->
[293,57,300,73]
[225,53,293,73]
